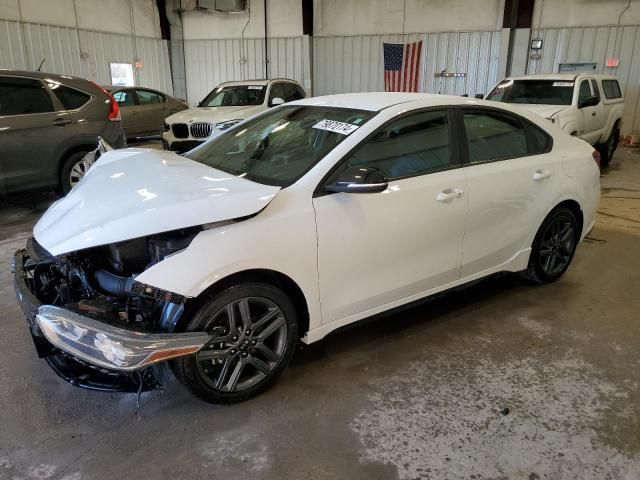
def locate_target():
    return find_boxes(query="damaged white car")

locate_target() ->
[14,93,600,403]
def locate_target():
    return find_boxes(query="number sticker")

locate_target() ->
[552,82,574,87]
[247,85,264,90]
[312,119,360,135]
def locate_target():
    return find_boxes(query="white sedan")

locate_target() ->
[14,93,600,403]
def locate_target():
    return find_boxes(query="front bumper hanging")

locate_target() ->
[13,246,211,392]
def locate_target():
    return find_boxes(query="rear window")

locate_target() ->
[0,77,53,116]
[602,80,622,99]
[52,85,91,110]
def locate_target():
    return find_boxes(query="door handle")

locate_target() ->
[436,188,464,202]
[130,111,139,116]
[592,112,597,116]
[52,118,71,126]
[533,169,551,181]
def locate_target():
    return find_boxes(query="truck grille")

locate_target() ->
[172,123,189,139]
[190,122,212,138]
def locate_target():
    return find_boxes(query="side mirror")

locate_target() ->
[578,95,599,109]
[270,97,285,107]
[325,167,388,194]
[475,93,484,99]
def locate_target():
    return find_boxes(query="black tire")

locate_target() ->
[597,124,620,167]
[520,207,579,284]
[171,283,298,404]
[59,150,92,194]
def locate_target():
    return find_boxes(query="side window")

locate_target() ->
[0,77,53,116]
[526,123,553,155]
[283,83,303,101]
[578,80,592,104]
[346,110,450,180]
[112,90,136,107]
[136,89,162,105]
[296,85,307,99]
[463,111,528,163]
[269,83,286,104]
[52,85,91,110]
[602,80,622,99]
[590,80,601,103]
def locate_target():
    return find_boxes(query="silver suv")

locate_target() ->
[0,70,126,194]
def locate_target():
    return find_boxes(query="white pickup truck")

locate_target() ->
[486,73,624,166]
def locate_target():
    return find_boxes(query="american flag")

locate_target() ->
[383,41,423,92]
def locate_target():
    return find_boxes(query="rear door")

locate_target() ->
[457,107,556,277]
[313,109,468,323]
[134,89,167,136]
[0,76,59,193]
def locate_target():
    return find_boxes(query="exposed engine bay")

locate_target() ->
[22,228,201,334]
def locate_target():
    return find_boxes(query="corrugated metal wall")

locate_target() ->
[0,19,173,94]
[183,36,305,105]
[527,25,640,132]
[313,30,503,97]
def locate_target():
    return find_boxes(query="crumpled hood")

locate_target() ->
[34,149,280,256]
[165,105,265,125]
[518,104,571,119]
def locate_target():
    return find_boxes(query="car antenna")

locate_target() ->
[36,58,46,72]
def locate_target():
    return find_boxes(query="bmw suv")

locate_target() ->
[0,70,126,195]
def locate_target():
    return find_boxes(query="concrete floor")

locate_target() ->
[1,145,639,480]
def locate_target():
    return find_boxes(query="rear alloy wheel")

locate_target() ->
[60,150,93,194]
[521,207,579,284]
[172,283,298,404]
[598,125,620,167]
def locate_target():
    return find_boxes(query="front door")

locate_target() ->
[134,89,166,136]
[313,109,469,324]
[576,79,603,144]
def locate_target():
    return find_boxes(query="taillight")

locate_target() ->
[592,149,601,167]
[106,91,121,122]
[90,81,121,122]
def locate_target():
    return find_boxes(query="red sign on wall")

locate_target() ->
[606,57,620,68]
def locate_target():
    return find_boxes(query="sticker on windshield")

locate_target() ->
[312,119,360,135]
[248,85,264,90]
[553,81,574,87]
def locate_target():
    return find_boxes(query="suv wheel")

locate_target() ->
[172,283,299,404]
[60,150,93,194]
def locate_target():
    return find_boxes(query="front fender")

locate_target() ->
[560,120,578,137]
[134,186,323,331]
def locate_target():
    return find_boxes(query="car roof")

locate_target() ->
[289,92,493,112]
[506,73,619,81]
[0,68,103,93]
[218,78,301,87]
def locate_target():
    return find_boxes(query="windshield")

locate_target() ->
[486,79,574,105]
[187,106,375,187]
[199,85,267,107]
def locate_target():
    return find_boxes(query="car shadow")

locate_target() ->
[290,273,527,368]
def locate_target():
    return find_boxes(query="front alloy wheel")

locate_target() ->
[172,283,298,403]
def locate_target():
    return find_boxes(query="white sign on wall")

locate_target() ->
[110,63,135,87]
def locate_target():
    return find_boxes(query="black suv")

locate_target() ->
[0,70,126,194]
